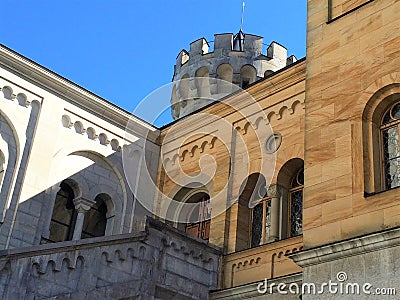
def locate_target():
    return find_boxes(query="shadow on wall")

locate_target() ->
[0,139,158,250]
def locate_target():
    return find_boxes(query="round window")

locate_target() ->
[265,133,282,154]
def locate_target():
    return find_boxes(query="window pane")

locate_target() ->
[291,168,304,188]
[383,127,400,160]
[51,194,73,225]
[383,110,394,124]
[392,103,400,120]
[82,201,107,238]
[385,157,400,189]
[251,203,263,247]
[185,223,200,238]
[49,221,69,243]
[49,183,76,243]
[264,201,271,242]
[290,190,303,237]
[383,126,400,189]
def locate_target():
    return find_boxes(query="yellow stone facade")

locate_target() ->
[158,0,400,293]
[157,60,306,288]
[304,0,400,248]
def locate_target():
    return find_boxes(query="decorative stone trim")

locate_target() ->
[61,113,127,151]
[163,135,218,166]
[265,132,282,154]
[288,226,400,267]
[0,79,42,107]
[234,98,305,135]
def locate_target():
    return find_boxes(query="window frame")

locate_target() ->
[250,196,272,247]
[288,168,304,238]
[379,102,400,190]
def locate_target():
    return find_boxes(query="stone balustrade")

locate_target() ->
[0,217,221,299]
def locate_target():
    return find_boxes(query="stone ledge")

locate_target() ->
[0,216,221,260]
[210,272,302,299]
[289,226,400,267]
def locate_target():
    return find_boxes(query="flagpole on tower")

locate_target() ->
[240,2,245,31]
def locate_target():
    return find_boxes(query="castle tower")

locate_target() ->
[171,31,296,119]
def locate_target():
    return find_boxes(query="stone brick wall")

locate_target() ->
[0,217,221,299]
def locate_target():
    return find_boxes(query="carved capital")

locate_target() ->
[73,197,95,213]
[267,183,281,198]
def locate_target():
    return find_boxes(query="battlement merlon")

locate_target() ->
[175,34,288,71]
[190,38,210,58]
[267,41,288,64]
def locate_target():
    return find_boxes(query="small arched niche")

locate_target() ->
[195,67,210,98]
[264,70,274,78]
[240,64,257,88]
[179,73,190,100]
[216,63,233,94]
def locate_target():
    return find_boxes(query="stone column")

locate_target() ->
[72,198,94,240]
[267,183,281,242]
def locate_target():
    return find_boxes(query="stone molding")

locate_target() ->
[267,183,282,198]
[73,197,95,213]
[289,226,400,267]
[0,44,159,142]
[61,113,126,151]
[0,217,222,299]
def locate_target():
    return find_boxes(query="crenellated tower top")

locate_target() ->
[171,31,296,119]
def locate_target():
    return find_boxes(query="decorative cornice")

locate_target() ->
[0,44,159,143]
[162,136,218,166]
[62,113,127,151]
[289,227,400,267]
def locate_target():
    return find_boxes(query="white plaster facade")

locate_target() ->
[0,44,160,249]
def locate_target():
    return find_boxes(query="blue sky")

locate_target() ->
[1,0,306,127]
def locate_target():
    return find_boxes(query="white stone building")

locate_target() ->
[0,43,222,299]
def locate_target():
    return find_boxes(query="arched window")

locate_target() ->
[49,182,77,242]
[264,70,274,78]
[250,190,271,248]
[236,173,269,250]
[81,194,108,239]
[184,193,211,241]
[381,102,400,189]
[240,65,257,89]
[289,168,304,237]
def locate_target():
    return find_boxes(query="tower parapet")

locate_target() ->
[171,31,296,119]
